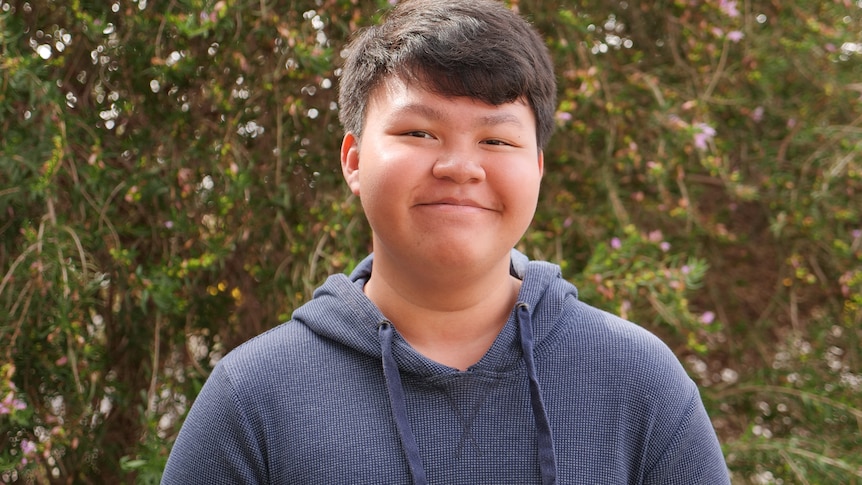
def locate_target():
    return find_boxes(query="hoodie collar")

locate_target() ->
[291,249,571,372]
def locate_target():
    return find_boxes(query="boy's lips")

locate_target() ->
[429,197,480,207]
[415,197,493,211]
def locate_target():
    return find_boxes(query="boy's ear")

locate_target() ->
[340,132,361,196]
[538,149,545,178]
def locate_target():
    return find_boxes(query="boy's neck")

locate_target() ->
[364,256,521,371]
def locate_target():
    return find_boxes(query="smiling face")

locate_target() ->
[341,76,543,281]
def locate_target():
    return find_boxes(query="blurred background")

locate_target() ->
[1,0,860,482]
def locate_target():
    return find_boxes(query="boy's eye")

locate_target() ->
[404,131,433,138]
[483,139,510,146]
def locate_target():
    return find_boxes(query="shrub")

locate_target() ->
[2,0,859,482]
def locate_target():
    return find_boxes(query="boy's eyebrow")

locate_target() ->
[392,103,444,122]
[392,103,525,127]
[478,112,525,128]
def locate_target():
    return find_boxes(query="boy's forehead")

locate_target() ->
[368,74,530,112]
[365,75,436,118]
[368,74,429,103]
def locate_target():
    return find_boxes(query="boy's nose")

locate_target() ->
[431,149,486,184]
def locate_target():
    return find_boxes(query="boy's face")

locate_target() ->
[341,76,543,277]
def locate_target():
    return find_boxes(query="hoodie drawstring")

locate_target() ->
[516,303,558,485]
[377,304,558,485]
[379,321,428,485]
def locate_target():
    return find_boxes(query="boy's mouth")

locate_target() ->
[414,197,497,216]
[424,197,483,208]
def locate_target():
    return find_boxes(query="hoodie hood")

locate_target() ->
[292,249,577,485]
[291,249,576,371]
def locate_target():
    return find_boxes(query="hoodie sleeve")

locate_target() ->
[643,389,730,485]
[161,361,268,485]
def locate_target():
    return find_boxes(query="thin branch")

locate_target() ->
[4,280,34,363]
[716,384,862,432]
[154,0,178,61]
[701,37,730,102]
[147,313,162,418]
[780,450,812,485]
[0,242,40,300]
[61,225,90,283]
[731,441,862,478]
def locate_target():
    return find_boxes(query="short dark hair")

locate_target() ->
[338,0,557,148]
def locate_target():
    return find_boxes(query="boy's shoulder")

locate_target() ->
[539,294,696,395]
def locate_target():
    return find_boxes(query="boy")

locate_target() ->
[162,0,730,483]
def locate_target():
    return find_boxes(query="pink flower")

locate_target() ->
[620,300,632,319]
[700,311,716,325]
[693,123,716,150]
[1,392,26,414]
[719,0,740,17]
[21,439,37,456]
[727,30,744,43]
[751,106,764,122]
[611,237,622,249]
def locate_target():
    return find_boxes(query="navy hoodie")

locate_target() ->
[162,251,729,484]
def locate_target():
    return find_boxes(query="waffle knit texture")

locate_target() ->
[162,251,730,484]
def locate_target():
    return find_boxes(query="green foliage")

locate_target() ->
[1,0,860,482]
